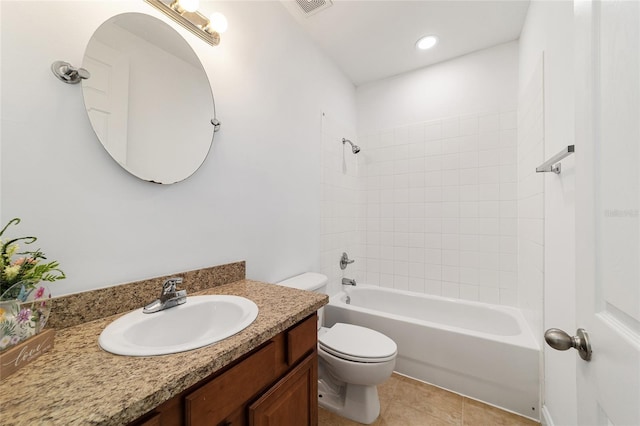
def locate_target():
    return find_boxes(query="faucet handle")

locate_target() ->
[162,277,183,295]
[340,252,355,270]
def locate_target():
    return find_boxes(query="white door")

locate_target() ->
[574,0,640,425]
[82,40,130,166]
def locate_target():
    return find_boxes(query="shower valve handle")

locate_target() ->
[340,252,355,270]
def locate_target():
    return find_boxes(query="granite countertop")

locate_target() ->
[0,279,327,425]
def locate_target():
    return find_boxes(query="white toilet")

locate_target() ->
[277,272,397,424]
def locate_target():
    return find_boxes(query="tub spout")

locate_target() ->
[342,278,356,286]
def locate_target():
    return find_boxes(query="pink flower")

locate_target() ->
[17,308,32,323]
[35,286,45,299]
[12,257,36,266]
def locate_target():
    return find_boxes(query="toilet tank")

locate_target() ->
[276,272,328,328]
[276,272,328,294]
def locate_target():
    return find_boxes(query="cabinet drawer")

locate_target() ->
[286,314,317,366]
[185,341,276,426]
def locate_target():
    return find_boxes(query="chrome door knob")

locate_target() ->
[544,328,592,361]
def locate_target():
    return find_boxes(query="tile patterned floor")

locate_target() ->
[319,373,539,426]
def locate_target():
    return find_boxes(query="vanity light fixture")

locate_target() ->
[144,0,227,46]
[415,35,438,50]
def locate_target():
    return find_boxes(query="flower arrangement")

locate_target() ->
[0,218,65,352]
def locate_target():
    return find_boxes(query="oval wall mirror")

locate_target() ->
[81,13,216,184]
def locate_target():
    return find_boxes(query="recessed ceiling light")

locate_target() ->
[416,35,438,50]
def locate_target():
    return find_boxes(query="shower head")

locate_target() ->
[342,138,360,154]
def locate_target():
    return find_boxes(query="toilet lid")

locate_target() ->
[319,323,397,363]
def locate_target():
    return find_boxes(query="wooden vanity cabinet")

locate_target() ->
[131,313,318,426]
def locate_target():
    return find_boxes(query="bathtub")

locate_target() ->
[324,285,540,420]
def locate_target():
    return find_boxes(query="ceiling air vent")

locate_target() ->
[294,0,333,17]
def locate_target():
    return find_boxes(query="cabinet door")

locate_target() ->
[185,342,277,425]
[248,352,317,426]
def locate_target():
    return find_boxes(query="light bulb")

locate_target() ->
[416,35,438,50]
[208,12,228,34]
[179,0,199,13]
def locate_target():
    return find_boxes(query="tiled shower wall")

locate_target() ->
[356,110,519,305]
[320,112,359,297]
[517,57,545,338]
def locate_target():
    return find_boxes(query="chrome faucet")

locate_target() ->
[342,277,356,286]
[143,278,187,314]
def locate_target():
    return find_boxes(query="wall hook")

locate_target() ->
[51,61,90,84]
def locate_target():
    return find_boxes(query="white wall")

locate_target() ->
[518,1,577,425]
[0,1,356,296]
[357,41,519,132]
[355,42,520,305]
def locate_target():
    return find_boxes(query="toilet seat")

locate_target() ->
[319,323,397,363]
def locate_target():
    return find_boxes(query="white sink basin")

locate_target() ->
[99,295,259,356]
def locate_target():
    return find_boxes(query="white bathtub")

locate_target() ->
[324,285,540,420]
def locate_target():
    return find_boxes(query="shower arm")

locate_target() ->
[342,138,360,154]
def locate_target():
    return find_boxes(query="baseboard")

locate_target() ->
[541,405,555,426]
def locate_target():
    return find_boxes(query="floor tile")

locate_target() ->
[462,398,538,426]
[389,374,463,425]
[379,402,456,426]
[319,373,539,426]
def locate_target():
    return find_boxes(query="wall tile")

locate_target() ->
[356,109,518,305]
[442,153,460,170]
[425,264,442,280]
[426,122,443,141]
[459,115,479,136]
[425,170,443,186]
[478,235,500,252]
[459,167,479,184]
[408,124,425,144]
[408,142,426,158]
[442,138,460,154]
[442,265,460,283]
[500,111,517,129]
[408,277,426,293]
[395,126,409,145]
[459,135,479,152]
[425,248,442,265]
[460,201,479,218]
[460,267,479,285]
[424,279,442,295]
[460,284,480,301]
[442,186,460,202]
[441,218,460,234]
[442,249,460,266]
[409,262,425,278]
[478,132,501,150]
[442,282,460,298]
[479,113,500,134]
[442,117,460,138]
[380,274,395,288]
[479,286,500,304]
[425,218,442,233]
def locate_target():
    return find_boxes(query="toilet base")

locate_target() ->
[318,379,381,425]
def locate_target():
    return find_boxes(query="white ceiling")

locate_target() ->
[281,0,530,86]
